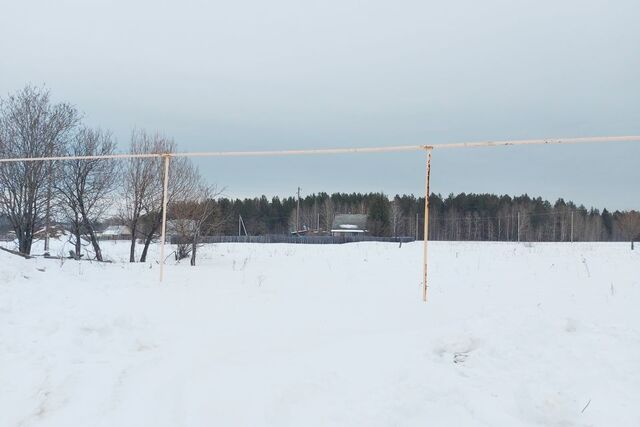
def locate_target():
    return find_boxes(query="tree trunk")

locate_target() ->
[140,217,162,262]
[78,200,104,262]
[18,223,34,255]
[22,229,33,255]
[86,227,103,261]
[140,230,155,262]
[15,229,24,254]
[75,229,82,257]
[190,234,197,266]
[129,226,137,263]
[18,233,28,255]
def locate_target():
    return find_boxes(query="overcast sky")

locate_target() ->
[1,0,639,209]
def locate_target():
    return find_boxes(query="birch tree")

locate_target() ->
[171,181,220,266]
[0,85,78,254]
[137,146,198,263]
[120,129,198,263]
[56,127,119,261]
[121,130,157,262]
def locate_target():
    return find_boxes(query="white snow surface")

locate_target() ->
[1,241,639,426]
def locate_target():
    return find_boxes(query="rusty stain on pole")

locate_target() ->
[423,147,432,302]
[159,154,171,282]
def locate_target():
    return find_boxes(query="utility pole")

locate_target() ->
[238,214,248,237]
[296,187,301,234]
[415,212,419,240]
[317,213,320,231]
[570,211,574,243]
[517,212,521,242]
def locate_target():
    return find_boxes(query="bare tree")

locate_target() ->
[391,197,402,237]
[0,85,79,254]
[58,182,84,256]
[120,130,198,263]
[617,211,640,242]
[56,128,119,261]
[121,130,158,262]
[171,180,220,266]
[137,149,198,263]
[323,197,334,233]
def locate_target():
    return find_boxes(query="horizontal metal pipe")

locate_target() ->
[171,145,424,158]
[0,135,636,162]
[0,152,161,163]
[429,135,640,150]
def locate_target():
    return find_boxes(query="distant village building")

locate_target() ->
[33,224,66,239]
[331,214,368,237]
[166,219,197,240]
[98,225,132,240]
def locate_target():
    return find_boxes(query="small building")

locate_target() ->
[166,219,197,240]
[98,225,132,240]
[331,214,368,237]
[33,224,67,239]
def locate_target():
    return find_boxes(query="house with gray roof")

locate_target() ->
[331,214,368,236]
[98,225,132,239]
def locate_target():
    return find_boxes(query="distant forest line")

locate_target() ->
[170,192,640,242]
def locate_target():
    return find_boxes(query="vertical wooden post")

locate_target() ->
[517,212,521,242]
[159,154,170,282]
[423,147,432,302]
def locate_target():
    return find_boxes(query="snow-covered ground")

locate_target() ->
[1,240,639,426]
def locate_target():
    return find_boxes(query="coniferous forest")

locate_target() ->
[202,192,640,242]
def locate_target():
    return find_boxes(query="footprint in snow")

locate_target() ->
[433,336,482,365]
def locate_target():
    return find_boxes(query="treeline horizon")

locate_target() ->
[115,191,640,242]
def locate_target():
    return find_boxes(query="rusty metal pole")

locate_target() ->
[159,154,170,282]
[423,147,432,302]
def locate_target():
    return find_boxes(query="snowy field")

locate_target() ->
[1,240,639,426]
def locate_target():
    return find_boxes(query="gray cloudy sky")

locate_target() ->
[1,0,639,209]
